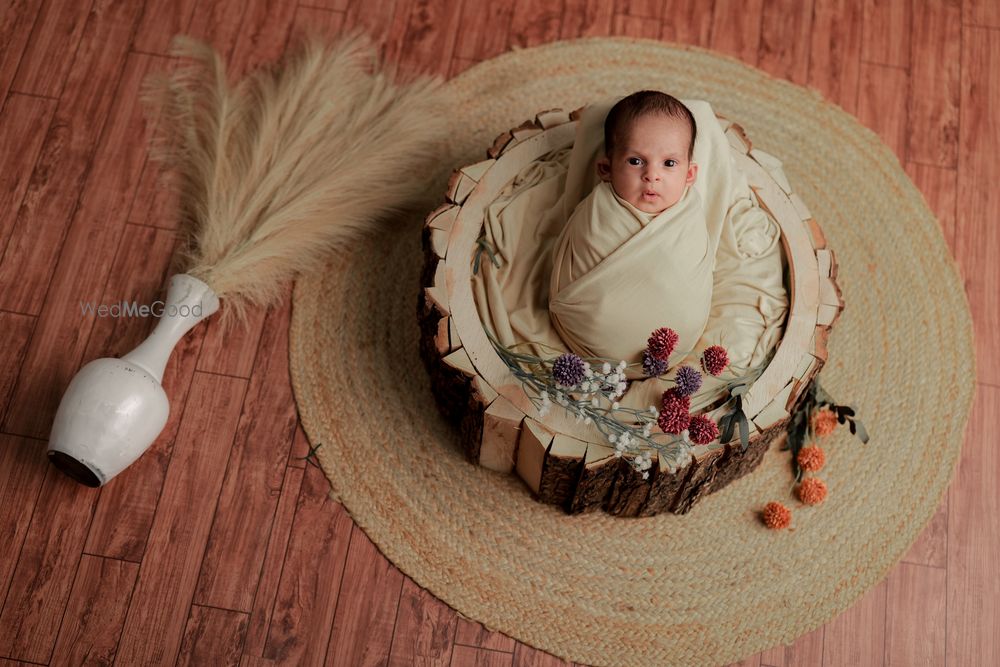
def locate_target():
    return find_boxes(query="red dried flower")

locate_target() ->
[647,327,679,362]
[701,345,729,376]
[797,477,828,505]
[812,408,838,437]
[797,445,826,472]
[658,388,690,434]
[762,501,791,530]
[688,414,720,445]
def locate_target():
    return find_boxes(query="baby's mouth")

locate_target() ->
[642,191,659,199]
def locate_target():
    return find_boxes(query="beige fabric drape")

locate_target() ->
[471,96,787,413]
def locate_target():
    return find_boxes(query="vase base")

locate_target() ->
[48,451,102,487]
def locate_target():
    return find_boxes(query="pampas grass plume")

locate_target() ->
[142,30,450,330]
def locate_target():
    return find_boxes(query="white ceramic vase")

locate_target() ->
[47,274,219,486]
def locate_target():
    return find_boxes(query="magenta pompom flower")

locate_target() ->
[701,345,729,376]
[688,414,720,444]
[646,327,679,362]
[658,388,691,434]
[552,353,587,388]
[674,365,703,397]
[642,350,669,377]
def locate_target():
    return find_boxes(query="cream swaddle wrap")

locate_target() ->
[470,95,787,414]
[548,180,711,370]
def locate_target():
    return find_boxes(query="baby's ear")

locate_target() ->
[596,156,611,181]
[686,161,699,186]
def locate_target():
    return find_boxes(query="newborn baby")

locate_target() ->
[548,91,714,373]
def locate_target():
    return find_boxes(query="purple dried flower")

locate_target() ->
[674,365,703,397]
[552,353,587,388]
[642,350,668,377]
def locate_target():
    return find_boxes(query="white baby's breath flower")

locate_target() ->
[616,382,627,395]
[642,423,652,438]
[538,403,551,417]
[591,397,600,407]
[614,450,623,458]
[642,471,649,480]
[611,401,620,410]
[584,417,592,424]
[608,373,620,384]
[608,433,617,444]
[649,405,658,417]
[602,362,611,374]
[617,360,627,371]
[584,367,594,378]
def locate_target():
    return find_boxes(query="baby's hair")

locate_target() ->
[603,90,697,162]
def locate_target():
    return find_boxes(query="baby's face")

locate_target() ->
[596,114,698,214]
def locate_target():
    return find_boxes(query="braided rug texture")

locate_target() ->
[289,38,975,666]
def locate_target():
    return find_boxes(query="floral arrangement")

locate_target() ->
[760,378,868,530]
[486,325,761,475]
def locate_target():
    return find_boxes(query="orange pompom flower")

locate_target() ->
[797,477,828,505]
[797,445,826,472]
[812,408,838,437]
[762,501,791,530]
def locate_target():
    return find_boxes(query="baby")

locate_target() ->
[596,90,699,214]
[548,90,713,370]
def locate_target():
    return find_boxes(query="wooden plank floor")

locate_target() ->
[0,0,996,665]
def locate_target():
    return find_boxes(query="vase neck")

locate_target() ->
[122,274,219,382]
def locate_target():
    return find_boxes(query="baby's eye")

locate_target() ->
[664,159,677,167]
[627,157,643,166]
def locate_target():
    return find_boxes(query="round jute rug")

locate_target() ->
[289,38,975,666]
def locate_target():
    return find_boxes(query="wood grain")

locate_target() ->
[612,13,661,39]
[758,625,823,667]
[758,0,813,84]
[907,0,960,167]
[0,465,99,663]
[455,617,516,653]
[885,562,946,666]
[456,2,513,58]
[809,0,863,114]
[861,0,910,67]
[904,162,958,257]
[262,463,353,664]
[326,525,405,666]
[0,93,56,261]
[0,0,144,317]
[1,49,158,439]
[388,577,458,666]
[857,62,909,160]
[821,579,886,667]
[947,385,1000,667]
[194,298,298,612]
[0,0,43,103]
[133,0,199,55]
[560,0,614,39]
[115,372,248,666]
[511,643,574,666]
[509,0,564,50]
[9,0,90,98]
[399,0,465,78]
[964,0,1000,28]
[452,644,516,667]
[177,605,250,667]
[0,313,33,426]
[240,464,305,663]
[48,554,138,667]
[709,0,764,65]
[0,435,48,614]
[957,28,1000,387]
[656,0,712,46]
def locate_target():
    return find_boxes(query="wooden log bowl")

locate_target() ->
[418,106,844,517]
